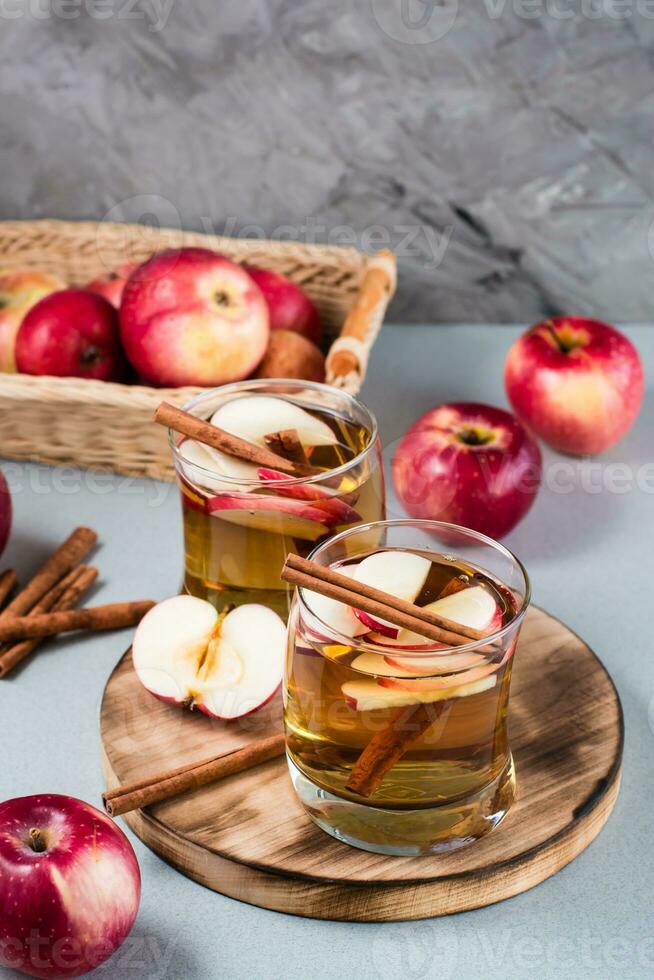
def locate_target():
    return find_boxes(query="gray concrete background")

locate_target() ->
[2,1,654,322]
[1,325,652,980]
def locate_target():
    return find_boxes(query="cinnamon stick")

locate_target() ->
[282,555,479,646]
[103,732,286,817]
[0,570,17,609]
[264,429,309,466]
[0,599,154,644]
[0,527,97,619]
[0,566,98,678]
[155,402,316,478]
[345,702,446,797]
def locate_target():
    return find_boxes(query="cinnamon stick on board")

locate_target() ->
[154,402,316,478]
[0,600,154,644]
[264,429,309,466]
[0,570,18,609]
[0,565,98,678]
[0,527,97,619]
[103,733,286,817]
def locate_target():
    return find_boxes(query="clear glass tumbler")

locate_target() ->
[284,519,530,855]
[168,379,385,619]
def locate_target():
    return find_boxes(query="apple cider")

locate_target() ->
[283,521,529,856]
[170,381,384,619]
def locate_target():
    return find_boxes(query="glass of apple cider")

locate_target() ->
[169,380,384,619]
[284,519,530,856]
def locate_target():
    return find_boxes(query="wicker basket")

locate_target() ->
[0,220,396,480]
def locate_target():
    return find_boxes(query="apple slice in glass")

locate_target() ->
[351,551,431,637]
[207,492,338,541]
[211,395,338,448]
[342,673,497,711]
[257,467,362,525]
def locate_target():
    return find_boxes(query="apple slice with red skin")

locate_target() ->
[207,491,338,541]
[342,673,497,711]
[302,562,368,640]
[132,595,285,720]
[351,551,431,637]
[257,467,362,525]
[378,661,497,694]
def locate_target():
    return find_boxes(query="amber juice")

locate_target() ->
[283,524,529,856]
[171,382,384,619]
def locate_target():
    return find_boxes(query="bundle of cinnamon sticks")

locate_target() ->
[0,526,154,678]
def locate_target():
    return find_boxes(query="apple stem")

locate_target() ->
[182,696,195,711]
[28,828,47,853]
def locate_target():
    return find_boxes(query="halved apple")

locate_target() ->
[342,674,497,711]
[351,551,431,637]
[211,395,337,447]
[132,595,285,720]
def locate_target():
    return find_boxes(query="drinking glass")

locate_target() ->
[284,519,530,855]
[168,379,385,618]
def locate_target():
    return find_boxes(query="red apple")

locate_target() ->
[0,468,11,556]
[0,794,140,979]
[15,290,127,382]
[120,248,269,387]
[244,266,321,345]
[85,263,137,308]
[392,402,542,539]
[0,270,66,372]
[505,317,644,455]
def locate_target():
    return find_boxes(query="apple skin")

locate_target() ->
[505,317,644,455]
[0,794,140,980]
[244,266,321,345]
[85,263,138,309]
[0,469,11,557]
[120,248,269,387]
[15,290,127,382]
[0,270,66,373]
[392,402,542,539]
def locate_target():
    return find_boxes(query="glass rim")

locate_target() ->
[297,518,531,655]
[168,378,380,488]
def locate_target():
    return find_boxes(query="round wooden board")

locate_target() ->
[100,607,623,921]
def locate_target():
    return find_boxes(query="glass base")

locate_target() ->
[287,755,516,857]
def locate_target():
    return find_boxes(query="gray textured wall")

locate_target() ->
[1,0,653,323]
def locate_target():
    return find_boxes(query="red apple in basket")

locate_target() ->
[0,270,66,372]
[15,290,127,381]
[244,266,321,345]
[132,595,285,719]
[0,794,140,979]
[0,468,11,557]
[120,248,269,387]
[505,317,644,455]
[393,402,542,539]
[86,263,137,308]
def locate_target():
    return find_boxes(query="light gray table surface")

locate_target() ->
[1,325,652,980]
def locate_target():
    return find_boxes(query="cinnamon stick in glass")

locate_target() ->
[154,402,316,478]
[103,733,286,817]
[0,527,97,619]
[0,599,154,644]
[264,429,309,466]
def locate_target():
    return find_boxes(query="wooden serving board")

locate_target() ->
[100,607,623,921]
